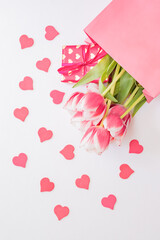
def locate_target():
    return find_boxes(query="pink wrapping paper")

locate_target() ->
[84,0,160,100]
[58,44,106,83]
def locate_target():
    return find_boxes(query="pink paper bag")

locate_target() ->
[84,0,160,100]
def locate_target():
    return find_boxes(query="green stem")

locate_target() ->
[102,68,125,97]
[110,64,121,95]
[124,85,140,107]
[120,93,145,119]
[100,64,120,127]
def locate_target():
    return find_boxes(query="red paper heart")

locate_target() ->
[101,195,117,210]
[45,25,59,41]
[13,107,29,121]
[38,127,53,142]
[54,205,69,221]
[36,58,51,72]
[75,174,90,189]
[60,145,75,160]
[19,35,34,49]
[40,178,55,192]
[19,76,33,90]
[50,90,65,104]
[12,153,28,168]
[129,139,143,154]
[119,164,134,179]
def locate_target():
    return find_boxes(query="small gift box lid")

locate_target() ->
[84,0,160,100]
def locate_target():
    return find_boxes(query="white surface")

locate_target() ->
[0,0,160,239]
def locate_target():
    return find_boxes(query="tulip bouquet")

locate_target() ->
[64,54,146,154]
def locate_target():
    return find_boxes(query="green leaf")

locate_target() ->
[99,74,118,102]
[132,98,146,117]
[116,72,136,103]
[73,54,112,88]
[99,75,107,94]
[99,60,117,94]
[114,80,120,96]
[98,60,118,102]
[99,80,117,102]
[106,60,117,76]
[105,92,118,102]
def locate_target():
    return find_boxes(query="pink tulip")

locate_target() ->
[76,91,107,124]
[65,85,107,129]
[80,126,110,154]
[103,105,131,145]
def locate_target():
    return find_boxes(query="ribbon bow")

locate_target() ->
[58,44,106,77]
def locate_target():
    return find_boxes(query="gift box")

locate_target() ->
[84,0,160,101]
[58,44,106,83]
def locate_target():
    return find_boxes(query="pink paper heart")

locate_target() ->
[40,178,55,192]
[119,164,134,179]
[36,58,51,72]
[54,205,69,221]
[12,153,28,168]
[60,145,75,160]
[45,25,59,41]
[38,127,53,142]
[50,90,65,104]
[75,174,90,190]
[101,195,117,210]
[13,107,29,121]
[129,139,143,154]
[19,76,33,90]
[19,35,34,49]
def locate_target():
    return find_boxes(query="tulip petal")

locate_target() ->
[64,92,79,110]
[82,103,106,126]
[114,125,127,146]
[91,104,106,118]
[109,105,126,116]
[71,111,84,121]
[79,121,93,132]
[77,92,105,112]
[64,92,84,111]
[80,127,95,147]
[94,128,110,154]
[103,114,123,137]
[80,126,110,154]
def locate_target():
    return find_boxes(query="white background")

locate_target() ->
[0,0,160,239]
